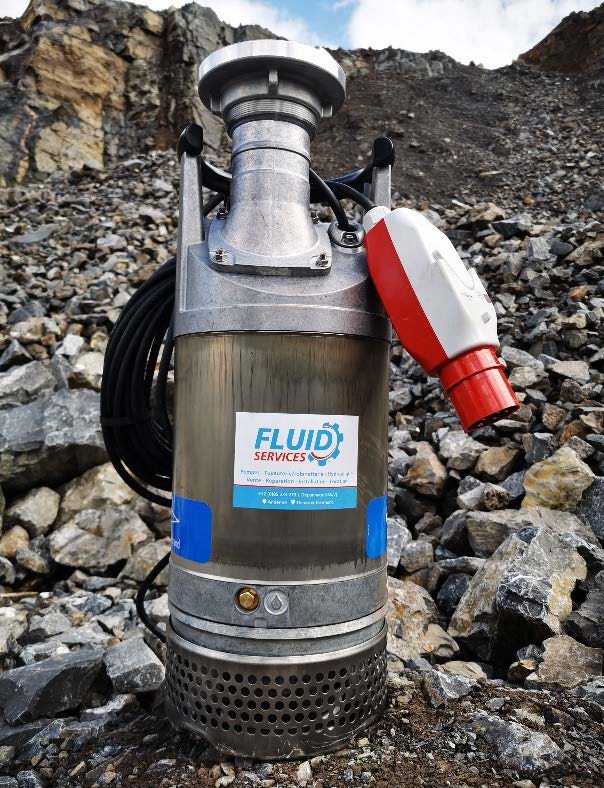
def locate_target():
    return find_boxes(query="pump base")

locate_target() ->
[165,624,387,760]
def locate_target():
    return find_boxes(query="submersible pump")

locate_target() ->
[101,40,518,759]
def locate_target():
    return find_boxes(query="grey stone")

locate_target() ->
[572,676,604,706]
[0,341,32,371]
[49,508,153,572]
[565,571,604,648]
[550,359,591,383]
[440,510,470,554]
[386,515,411,570]
[501,346,544,370]
[465,506,598,558]
[400,540,434,573]
[0,362,56,410]
[15,546,50,575]
[436,556,486,575]
[103,637,165,694]
[468,713,561,776]
[421,668,477,707]
[5,487,60,537]
[438,430,486,471]
[436,573,470,617]
[0,649,103,723]
[449,528,586,664]
[577,477,604,542]
[15,771,45,788]
[0,390,107,494]
[0,556,16,585]
[26,612,71,643]
[526,236,552,261]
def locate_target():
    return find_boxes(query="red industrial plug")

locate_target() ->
[364,206,518,432]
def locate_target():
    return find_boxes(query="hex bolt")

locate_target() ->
[342,231,358,245]
[216,205,228,220]
[237,587,259,611]
[213,248,225,262]
[311,210,320,224]
[315,252,330,268]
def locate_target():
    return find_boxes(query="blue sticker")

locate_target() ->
[233,486,356,510]
[366,495,387,559]
[171,494,212,564]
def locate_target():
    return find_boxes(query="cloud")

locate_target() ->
[2,0,322,43]
[345,0,600,68]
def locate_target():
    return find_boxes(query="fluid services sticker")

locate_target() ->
[233,412,359,510]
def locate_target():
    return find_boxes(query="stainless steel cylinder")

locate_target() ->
[166,334,389,758]
[167,40,391,759]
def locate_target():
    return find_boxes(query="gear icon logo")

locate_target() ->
[308,422,343,466]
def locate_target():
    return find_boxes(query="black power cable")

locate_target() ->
[309,168,353,231]
[135,551,170,643]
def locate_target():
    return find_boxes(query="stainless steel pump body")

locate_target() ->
[165,40,391,760]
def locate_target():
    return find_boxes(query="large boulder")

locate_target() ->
[48,509,153,573]
[449,528,586,664]
[0,390,107,494]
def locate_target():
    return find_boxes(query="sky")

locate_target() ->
[3,0,600,68]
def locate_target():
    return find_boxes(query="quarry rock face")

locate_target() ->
[0,0,274,185]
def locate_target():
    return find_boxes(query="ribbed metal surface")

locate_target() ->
[165,625,388,760]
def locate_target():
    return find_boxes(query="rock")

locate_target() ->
[5,487,60,537]
[0,606,27,656]
[438,660,487,682]
[0,526,29,558]
[387,577,458,661]
[475,446,518,481]
[55,334,85,360]
[295,761,312,786]
[0,556,16,585]
[550,359,590,383]
[400,540,434,573]
[468,713,561,776]
[386,515,411,570]
[465,506,598,557]
[49,509,153,572]
[26,612,71,643]
[565,571,604,647]
[577,477,604,542]
[57,462,136,524]
[440,510,471,554]
[437,556,485,575]
[0,649,104,724]
[436,573,470,617]
[572,677,604,706]
[421,669,477,708]
[0,362,56,410]
[438,431,486,470]
[103,637,165,694]
[15,547,50,575]
[522,447,595,510]
[528,634,602,688]
[0,341,32,371]
[119,538,170,584]
[403,442,447,498]
[500,346,543,370]
[449,528,586,663]
[0,390,107,494]
[68,351,104,390]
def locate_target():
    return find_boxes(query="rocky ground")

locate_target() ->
[0,3,603,787]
